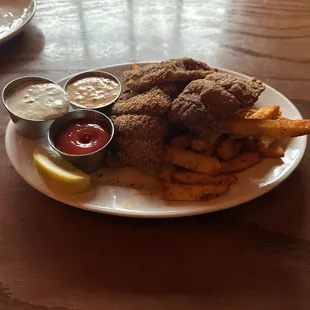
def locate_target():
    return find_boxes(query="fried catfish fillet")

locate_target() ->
[113,137,164,170]
[112,114,167,140]
[111,87,171,169]
[169,72,265,136]
[122,58,216,92]
[112,87,171,116]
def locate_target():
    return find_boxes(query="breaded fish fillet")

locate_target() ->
[112,87,171,116]
[111,87,172,169]
[112,114,167,140]
[123,58,216,92]
[205,72,265,106]
[114,137,163,169]
[157,83,179,99]
[170,73,265,136]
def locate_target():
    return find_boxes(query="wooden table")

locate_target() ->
[1,0,310,309]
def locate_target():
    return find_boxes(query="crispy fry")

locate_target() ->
[229,119,310,138]
[162,183,229,201]
[190,138,208,152]
[216,137,244,160]
[248,105,281,120]
[170,134,192,149]
[130,64,141,70]
[220,152,262,173]
[158,164,174,182]
[190,134,219,152]
[173,171,238,186]
[203,143,218,156]
[164,145,220,175]
[258,142,284,158]
[237,108,257,119]
[256,135,274,149]
[276,136,291,149]
[202,135,225,156]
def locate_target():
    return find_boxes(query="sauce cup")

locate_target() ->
[2,76,69,139]
[63,71,122,113]
[48,109,114,173]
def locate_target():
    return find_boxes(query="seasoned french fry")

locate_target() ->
[173,171,238,186]
[164,145,220,175]
[276,136,291,149]
[170,134,192,149]
[190,138,209,152]
[131,64,141,70]
[237,108,257,119]
[162,183,229,201]
[258,142,284,158]
[203,143,218,156]
[190,134,219,152]
[216,137,244,160]
[220,152,262,173]
[202,135,224,156]
[229,119,310,138]
[158,164,174,183]
[248,105,281,120]
[256,135,274,149]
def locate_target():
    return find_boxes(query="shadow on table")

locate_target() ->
[0,24,45,72]
[1,175,308,308]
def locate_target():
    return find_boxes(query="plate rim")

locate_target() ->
[4,62,308,218]
[0,0,37,44]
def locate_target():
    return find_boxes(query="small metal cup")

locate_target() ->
[63,70,122,114]
[2,76,69,139]
[48,109,114,173]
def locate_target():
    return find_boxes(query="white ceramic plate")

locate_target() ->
[4,63,307,218]
[0,0,36,44]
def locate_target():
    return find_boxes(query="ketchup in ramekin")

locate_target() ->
[55,119,111,155]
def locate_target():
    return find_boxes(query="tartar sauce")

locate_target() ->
[66,77,120,108]
[6,82,69,121]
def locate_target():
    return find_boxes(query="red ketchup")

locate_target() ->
[55,119,111,155]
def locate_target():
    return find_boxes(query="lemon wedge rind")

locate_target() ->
[33,147,90,194]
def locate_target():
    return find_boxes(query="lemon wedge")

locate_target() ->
[33,147,90,194]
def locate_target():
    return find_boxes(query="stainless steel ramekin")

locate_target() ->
[47,109,114,173]
[63,70,122,113]
[2,76,69,139]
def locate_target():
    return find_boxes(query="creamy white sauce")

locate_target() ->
[6,82,70,121]
[66,77,120,108]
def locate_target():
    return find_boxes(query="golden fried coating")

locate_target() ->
[123,58,216,92]
[112,87,171,116]
[114,137,163,169]
[169,73,265,136]
[112,114,167,140]
[205,72,265,106]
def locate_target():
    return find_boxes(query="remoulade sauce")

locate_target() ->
[55,119,111,155]
[66,76,120,108]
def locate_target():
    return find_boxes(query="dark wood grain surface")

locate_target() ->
[1,0,310,309]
